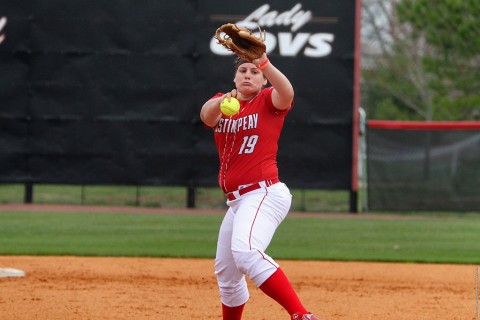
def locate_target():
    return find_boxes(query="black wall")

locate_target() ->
[0,1,358,189]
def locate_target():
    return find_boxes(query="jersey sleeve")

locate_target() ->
[264,87,294,115]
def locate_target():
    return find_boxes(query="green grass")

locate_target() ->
[0,211,221,257]
[1,211,479,264]
[270,215,480,263]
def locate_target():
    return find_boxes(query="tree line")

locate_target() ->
[361,0,480,121]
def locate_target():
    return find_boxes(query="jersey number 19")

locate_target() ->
[239,135,258,154]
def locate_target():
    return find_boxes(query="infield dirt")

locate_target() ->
[0,256,475,319]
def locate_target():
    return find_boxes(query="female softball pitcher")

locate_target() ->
[200,52,320,320]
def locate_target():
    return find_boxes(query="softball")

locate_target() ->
[220,97,240,116]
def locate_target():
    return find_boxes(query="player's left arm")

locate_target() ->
[253,53,294,111]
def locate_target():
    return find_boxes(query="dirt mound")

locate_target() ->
[0,256,475,319]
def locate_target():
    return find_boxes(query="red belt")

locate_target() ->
[226,178,280,201]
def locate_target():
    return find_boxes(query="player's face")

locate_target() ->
[234,63,267,97]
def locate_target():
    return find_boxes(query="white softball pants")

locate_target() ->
[215,182,292,307]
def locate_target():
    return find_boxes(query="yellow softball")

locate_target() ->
[220,97,240,116]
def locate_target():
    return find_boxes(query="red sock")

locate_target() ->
[222,303,245,320]
[259,268,308,315]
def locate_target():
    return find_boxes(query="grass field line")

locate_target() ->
[0,203,464,221]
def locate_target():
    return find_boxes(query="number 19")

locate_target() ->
[239,135,258,154]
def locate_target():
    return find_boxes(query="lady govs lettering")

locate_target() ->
[210,3,335,58]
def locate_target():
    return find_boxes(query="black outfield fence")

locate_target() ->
[0,2,360,210]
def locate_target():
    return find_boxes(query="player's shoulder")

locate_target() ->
[261,87,274,96]
[255,87,274,104]
[259,87,292,115]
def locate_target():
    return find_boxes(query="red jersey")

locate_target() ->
[209,87,292,193]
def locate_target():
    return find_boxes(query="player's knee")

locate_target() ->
[232,249,259,276]
[219,284,249,307]
[215,270,249,307]
[232,248,278,286]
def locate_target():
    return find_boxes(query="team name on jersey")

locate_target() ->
[215,113,259,133]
